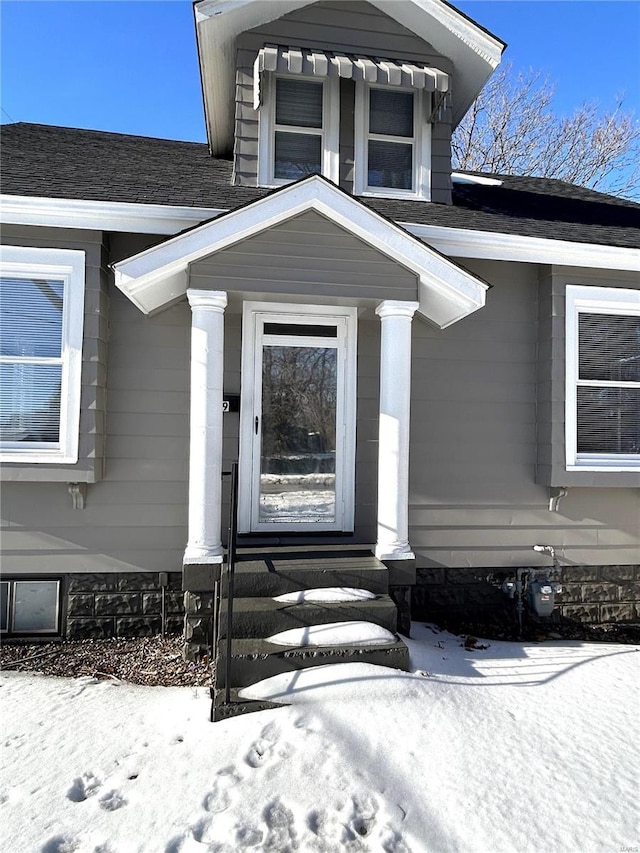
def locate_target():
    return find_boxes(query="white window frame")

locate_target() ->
[0,245,85,464]
[354,82,431,201]
[565,284,640,472]
[238,301,357,534]
[258,73,339,188]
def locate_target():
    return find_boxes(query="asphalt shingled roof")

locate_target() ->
[2,122,639,249]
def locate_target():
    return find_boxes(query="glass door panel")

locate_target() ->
[259,345,337,523]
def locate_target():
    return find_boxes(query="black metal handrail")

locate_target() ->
[223,461,239,705]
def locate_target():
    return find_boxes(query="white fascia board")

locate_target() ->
[0,194,223,235]
[403,222,640,272]
[113,176,488,323]
[5,190,638,276]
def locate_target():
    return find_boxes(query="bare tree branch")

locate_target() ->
[452,62,640,200]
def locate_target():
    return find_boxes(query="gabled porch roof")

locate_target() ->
[113,175,488,328]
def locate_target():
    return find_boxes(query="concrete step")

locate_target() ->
[218,595,398,638]
[215,636,409,688]
[225,550,389,598]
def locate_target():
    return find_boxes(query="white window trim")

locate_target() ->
[258,73,339,188]
[238,301,357,534]
[354,82,431,201]
[565,284,640,472]
[0,245,85,464]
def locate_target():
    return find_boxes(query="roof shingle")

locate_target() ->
[2,122,639,249]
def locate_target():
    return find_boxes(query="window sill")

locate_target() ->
[1,451,78,465]
[357,189,431,202]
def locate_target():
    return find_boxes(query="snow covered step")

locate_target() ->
[215,636,409,688]
[266,621,397,647]
[274,587,377,603]
[225,551,389,597]
[218,595,397,639]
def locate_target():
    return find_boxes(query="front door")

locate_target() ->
[238,303,357,533]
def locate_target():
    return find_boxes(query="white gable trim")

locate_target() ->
[113,175,487,328]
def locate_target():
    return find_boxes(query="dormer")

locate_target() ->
[195,0,505,204]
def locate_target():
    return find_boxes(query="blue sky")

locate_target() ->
[1,0,639,142]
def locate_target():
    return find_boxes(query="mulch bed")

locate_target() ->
[2,620,638,688]
[0,635,214,687]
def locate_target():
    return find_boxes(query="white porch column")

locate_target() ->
[183,289,228,564]
[375,299,419,561]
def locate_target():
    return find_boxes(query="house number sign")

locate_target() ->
[223,394,240,413]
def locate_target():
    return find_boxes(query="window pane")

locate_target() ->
[13,581,60,633]
[0,363,62,443]
[276,79,323,128]
[577,387,640,454]
[0,277,64,357]
[579,313,640,382]
[260,346,337,523]
[275,132,322,179]
[368,140,412,189]
[0,582,8,632]
[370,89,414,137]
[264,323,337,338]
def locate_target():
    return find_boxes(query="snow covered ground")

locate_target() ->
[1,624,638,853]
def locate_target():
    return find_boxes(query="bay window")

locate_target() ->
[566,285,640,471]
[0,246,85,463]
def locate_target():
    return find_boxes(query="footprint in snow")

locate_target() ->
[245,722,283,769]
[203,765,241,813]
[41,834,81,853]
[67,773,101,803]
[262,798,299,852]
[348,793,378,839]
[381,827,413,853]
[235,825,264,848]
[99,789,127,811]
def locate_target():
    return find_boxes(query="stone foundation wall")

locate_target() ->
[66,572,185,639]
[413,565,640,625]
[183,591,216,659]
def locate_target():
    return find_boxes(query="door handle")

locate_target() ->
[255,416,259,435]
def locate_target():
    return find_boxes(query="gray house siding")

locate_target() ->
[2,224,637,634]
[1,231,188,636]
[188,210,418,302]
[536,265,640,488]
[0,224,109,484]
[409,258,639,624]
[233,0,453,204]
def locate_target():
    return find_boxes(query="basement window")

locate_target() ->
[1,578,62,635]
